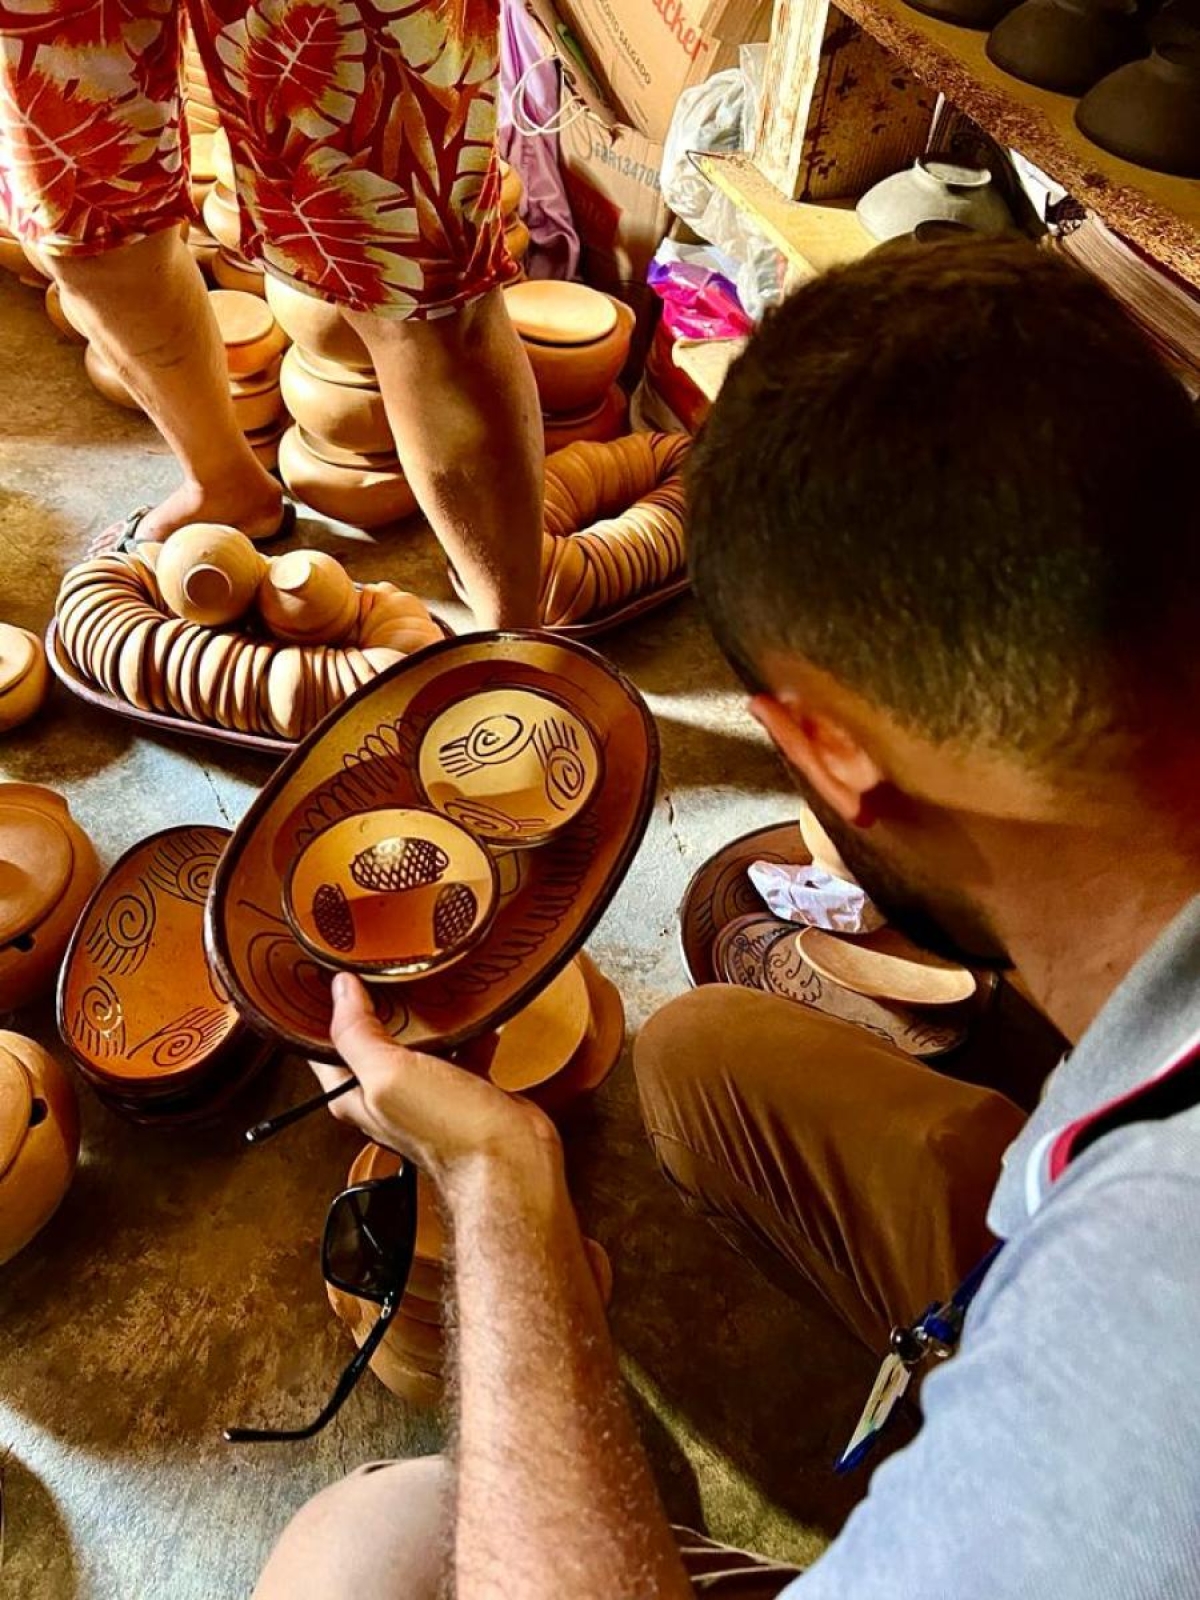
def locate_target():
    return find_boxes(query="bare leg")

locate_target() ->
[52,228,284,543]
[345,289,543,629]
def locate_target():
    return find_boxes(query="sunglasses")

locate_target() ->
[224,1162,419,1443]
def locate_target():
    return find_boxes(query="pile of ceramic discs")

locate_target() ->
[54,525,444,741]
[538,434,691,627]
[505,281,634,452]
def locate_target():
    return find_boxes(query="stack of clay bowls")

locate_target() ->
[0,1031,79,1264]
[0,622,50,733]
[210,287,290,467]
[504,281,634,451]
[498,159,529,272]
[0,783,101,1013]
[201,131,267,299]
[269,277,418,529]
[187,131,221,280]
[53,528,444,743]
[58,825,274,1125]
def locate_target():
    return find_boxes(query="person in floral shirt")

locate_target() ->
[0,0,541,626]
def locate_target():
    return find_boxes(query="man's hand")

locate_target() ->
[313,970,561,1187]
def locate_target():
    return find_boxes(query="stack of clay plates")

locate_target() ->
[329,1135,614,1407]
[678,819,980,1059]
[58,826,273,1124]
[504,282,635,451]
[210,287,290,467]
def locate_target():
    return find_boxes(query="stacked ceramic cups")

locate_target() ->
[201,130,268,297]
[209,287,291,469]
[270,277,419,529]
[503,281,633,451]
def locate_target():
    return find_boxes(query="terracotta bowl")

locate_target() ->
[58,825,265,1104]
[213,252,267,297]
[84,346,140,410]
[283,805,499,978]
[247,420,286,470]
[201,185,242,254]
[416,684,602,847]
[210,289,288,377]
[543,385,629,451]
[264,275,373,370]
[0,1031,79,1265]
[986,0,1145,95]
[0,623,50,732]
[206,632,658,1058]
[0,783,101,1011]
[279,346,393,455]
[278,425,418,530]
[506,284,635,415]
[796,926,977,1007]
[1076,41,1200,177]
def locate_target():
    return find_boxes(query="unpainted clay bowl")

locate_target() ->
[0,1032,79,1264]
[506,285,635,414]
[284,805,499,978]
[212,251,267,297]
[264,275,373,371]
[84,345,140,410]
[258,548,359,643]
[416,684,602,847]
[796,925,977,1007]
[57,825,247,1092]
[201,184,243,254]
[156,523,267,627]
[279,346,393,455]
[325,1281,444,1405]
[0,623,50,733]
[246,419,286,470]
[206,632,658,1059]
[678,820,811,987]
[1076,39,1200,177]
[278,425,418,530]
[209,127,234,190]
[209,288,288,377]
[986,0,1145,95]
[0,783,100,1011]
[230,368,285,433]
[543,385,629,452]
[856,158,1014,242]
[464,955,592,1092]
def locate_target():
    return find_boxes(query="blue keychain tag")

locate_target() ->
[835,1352,911,1474]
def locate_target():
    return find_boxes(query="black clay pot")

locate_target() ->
[902,0,1019,31]
[1076,0,1200,173]
[987,0,1146,93]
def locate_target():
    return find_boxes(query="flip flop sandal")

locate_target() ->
[89,498,298,558]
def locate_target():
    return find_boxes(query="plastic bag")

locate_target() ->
[647,240,754,342]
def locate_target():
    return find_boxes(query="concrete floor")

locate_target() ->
[0,272,878,1600]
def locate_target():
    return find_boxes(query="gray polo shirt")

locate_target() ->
[786,895,1200,1599]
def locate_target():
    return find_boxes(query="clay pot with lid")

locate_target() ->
[504,282,635,415]
[279,346,393,455]
[0,1031,79,1264]
[543,385,628,452]
[0,623,49,733]
[278,425,419,530]
[856,158,1014,242]
[264,276,373,371]
[0,783,101,1011]
[209,288,288,377]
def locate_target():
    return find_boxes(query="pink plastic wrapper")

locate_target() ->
[647,257,755,342]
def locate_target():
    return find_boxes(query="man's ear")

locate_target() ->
[750,694,884,825]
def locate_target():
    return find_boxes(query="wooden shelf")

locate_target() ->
[831,0,1200,289]
[692,154,876,280]
[671,336,748,402]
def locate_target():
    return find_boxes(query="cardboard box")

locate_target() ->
[557,0,773,142]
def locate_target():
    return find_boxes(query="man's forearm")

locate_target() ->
[446,1136,692,1600]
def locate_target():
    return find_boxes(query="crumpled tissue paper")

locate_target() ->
[747,861,884,935]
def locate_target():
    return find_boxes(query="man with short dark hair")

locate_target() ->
[255,238,1200,1598]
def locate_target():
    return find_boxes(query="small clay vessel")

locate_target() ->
[229,363,286,433]
[283,806,500,978]
[986,0,1146,95]
[209,288,288,377]
[0,1032,79,1264]
[157,523,267,627]
[505,283,635,415]
[84,345,140,410]
[258,549,358,643]
[278,347,393,454]
[416,685,602,847]
[796,925,977,1006]
[1076,2,1200,175]
[264,276,373,370]
[246,419,287,471]
[0,783,101,1010]
[543,386,629,452]
[857,159,1014,242]
[0,624,49,733]
[201,184,242,253]
[212,251,267,297]
[278,425,418,530]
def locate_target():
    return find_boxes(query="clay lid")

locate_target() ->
[209,289,274,348]
[0,802,74,944]
[796,925,977,1007]
[0,624,36,694]
[504,281,618,347]
[0,1048,32,1182]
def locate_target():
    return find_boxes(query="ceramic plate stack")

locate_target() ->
[504,281,634,452]
[210,287,291,469]
[269,276,419,530]
[329,1137,614,1407]
[678,820,980,1060]
[57,826,274,1124]
[1054,217,1200,395]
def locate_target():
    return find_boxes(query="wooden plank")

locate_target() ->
[693,152,876,276]
[830,0,1200,289]
[752,0,832,196]
[672,336,749,401]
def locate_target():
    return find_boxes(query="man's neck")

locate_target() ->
[990,821,1200,1044]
